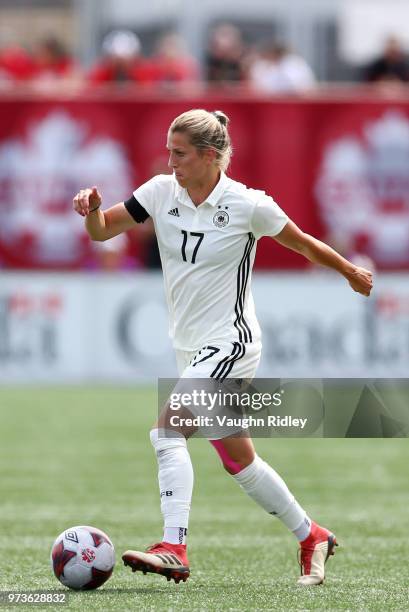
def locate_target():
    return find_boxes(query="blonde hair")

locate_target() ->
[169,109,232,172]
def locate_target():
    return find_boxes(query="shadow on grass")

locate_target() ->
[69,587,168,595]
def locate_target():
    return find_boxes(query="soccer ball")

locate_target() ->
[50,526,115,590]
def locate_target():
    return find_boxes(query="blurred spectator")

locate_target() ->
[0,44,34,81]
[89,30,152,85]
[364,36,409,83]
[138,154,170,268]
[148,32,198,84]
[92,232,130,271]
[249,42,315,94]
[31,37,77,81]
[206,24,246,82]
[127,218,161,269]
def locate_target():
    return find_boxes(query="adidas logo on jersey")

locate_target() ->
[168,208,180,217]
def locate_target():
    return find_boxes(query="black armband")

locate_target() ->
[124,195,150,223]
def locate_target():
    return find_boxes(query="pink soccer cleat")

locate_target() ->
[297,522,338,586]
[122,541,190,584]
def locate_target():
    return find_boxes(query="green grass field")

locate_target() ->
[1,387,408,611]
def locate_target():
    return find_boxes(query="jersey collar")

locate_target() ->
[174,172,229,208]
[204,171,229,207]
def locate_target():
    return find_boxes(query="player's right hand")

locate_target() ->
[73,186,102,217]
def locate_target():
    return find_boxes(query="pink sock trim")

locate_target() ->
[210,439,243,474]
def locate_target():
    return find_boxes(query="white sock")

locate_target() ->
[150,429,193,545]
[163,527,187,545]
[233,455,311,541]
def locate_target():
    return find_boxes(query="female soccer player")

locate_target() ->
[73,109,373,586]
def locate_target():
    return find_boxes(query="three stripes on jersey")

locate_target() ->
[168,208,180,217]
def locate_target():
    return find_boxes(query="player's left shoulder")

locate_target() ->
[222,176,267,218]
[225,176,265,203]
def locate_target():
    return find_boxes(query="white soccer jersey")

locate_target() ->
[130,172,288,351]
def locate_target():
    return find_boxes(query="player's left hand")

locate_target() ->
[347,266,373,296]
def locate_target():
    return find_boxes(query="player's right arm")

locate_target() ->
[73,187,138,241]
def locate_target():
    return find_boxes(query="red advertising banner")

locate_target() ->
[0,92,408,270]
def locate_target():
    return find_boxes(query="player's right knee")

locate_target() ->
[150,427,187,454]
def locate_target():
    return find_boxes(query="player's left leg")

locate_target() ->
[210,434,337,585]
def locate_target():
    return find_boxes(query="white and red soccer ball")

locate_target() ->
[50,526,115,590]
